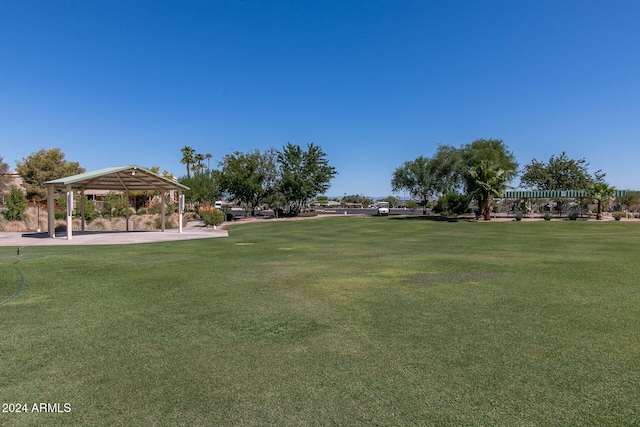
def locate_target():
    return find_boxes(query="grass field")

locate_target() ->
[1,216,640,426]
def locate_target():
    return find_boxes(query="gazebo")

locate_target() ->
[44,165,189,239]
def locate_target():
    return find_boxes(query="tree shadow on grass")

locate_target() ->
[389,215,474,223]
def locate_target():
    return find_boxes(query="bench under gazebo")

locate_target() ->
[44,165,189,239]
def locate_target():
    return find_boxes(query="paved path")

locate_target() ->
[0,223,227,247]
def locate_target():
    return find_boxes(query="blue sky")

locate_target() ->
[1,0,639,197]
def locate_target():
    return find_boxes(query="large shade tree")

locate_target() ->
[219,149,278,215]
[391,146,460,214]
[277,142,337,215]
[520,152,599,190]
[16,148,85,200]
[458,139,518,220]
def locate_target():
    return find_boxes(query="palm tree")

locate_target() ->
[180,146,195,178]
[194,153,205,174]
[205,153,213,169]
[468,160,507,220]
[458,139,518,221]
[588,182,615,220]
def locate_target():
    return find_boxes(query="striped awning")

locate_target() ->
[502,190,627,198]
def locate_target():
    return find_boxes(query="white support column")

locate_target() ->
[47,184,56,238]
[161,191,166,231]
[125,191,130,231]
[66,187,73,240]
[178,192,184,233]
[80,190,85,232]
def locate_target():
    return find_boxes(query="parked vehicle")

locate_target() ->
[376,201,390,216]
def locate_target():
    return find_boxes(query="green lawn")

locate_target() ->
[1,217,640,426]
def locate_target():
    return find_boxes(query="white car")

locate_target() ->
[376,202,390,216]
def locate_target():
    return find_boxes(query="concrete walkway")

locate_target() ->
[0,223,228,247]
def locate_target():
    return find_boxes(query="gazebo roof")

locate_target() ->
[44,165,189,192]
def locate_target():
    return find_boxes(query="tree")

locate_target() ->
[180,146,196,178]
[404,200,418,212]
[179,169,222,208]
[277,142,337,215]
[617,190,640,217]
[458,139,518,220]
[0,155,10,204]
[520,152,598,190]
[16,148,85,200]
[193,153,206,175]
[316,195,329,205]
[433,191,471,216]
[219,149,278,215]
[4,185,27,221]
[380,196,399,208]
[341,194,373,207]
[103,191,128,217]
[391,146,460,214]
[587,182,615,220]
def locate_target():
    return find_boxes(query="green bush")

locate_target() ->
[569,213,578,221]
[198,206,225,226]
[81,197,100,221]
[55,211,66,220]
[543,213,552,221]
[613,212,623,221]
[434,192,471,216]
[514,213,523,221]
[104,191,128,217]
[4,185,27,221]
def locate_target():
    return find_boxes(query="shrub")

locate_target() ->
[4,185,27,221]
[23,206,48,231]
[81,197,100,221]
[87,218,113,231]
[198,206,225,227]
[569,212,578,221]
[2,220,27,232]
[613,212,623,221]
[434,192,471,216]
[104,191,128,217]
[154,216,176,229]
[132,215,157,230]
[514,213,523,221]
[543,213,552,221]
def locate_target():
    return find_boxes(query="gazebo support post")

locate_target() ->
[80,190,85,232]
[161,191,166,231]
[125,190,130,232]
[47,184,55,238]
[66,186,73,240]
[178,191,184,234]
